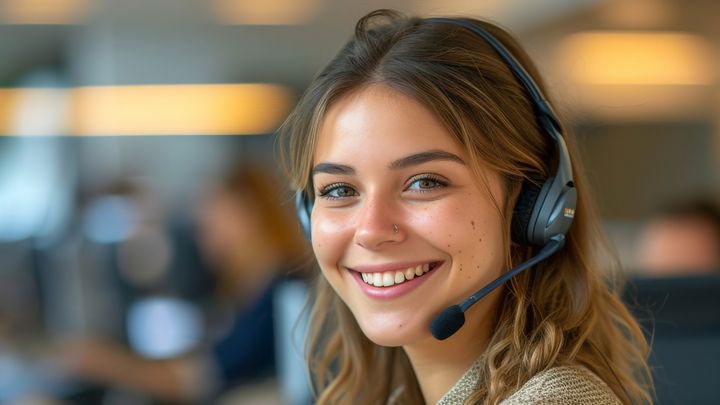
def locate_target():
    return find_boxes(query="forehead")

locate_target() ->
[313,85,466,164]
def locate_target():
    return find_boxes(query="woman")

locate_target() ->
[280,9,653,404]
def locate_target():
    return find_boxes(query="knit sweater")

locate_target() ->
[436,362,621,404]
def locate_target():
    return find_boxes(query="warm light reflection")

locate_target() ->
[0,0,92,24]
[0,88,16,132]
[559,85,715,121]
[70,84,293,136]
[0,84,293,136]
[210,0,323,25]
[558,31,717,85]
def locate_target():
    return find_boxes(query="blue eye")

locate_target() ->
[406,175,447,192]
[318,183,358,199]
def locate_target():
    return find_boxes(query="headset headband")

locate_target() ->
[296,17,576,246]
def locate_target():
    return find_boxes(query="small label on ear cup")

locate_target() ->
[563,207,575,218]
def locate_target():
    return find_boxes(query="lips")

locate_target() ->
[346,261,442,300]
[357,262,440,287]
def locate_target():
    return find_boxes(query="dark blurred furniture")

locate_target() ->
[623,274,720,405]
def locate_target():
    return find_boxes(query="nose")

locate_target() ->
[353,196,405,250]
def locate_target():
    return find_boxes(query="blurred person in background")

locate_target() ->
[59,166,309,404]
[635,199,720,277]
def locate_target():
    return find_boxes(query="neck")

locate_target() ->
[403,290,501,404]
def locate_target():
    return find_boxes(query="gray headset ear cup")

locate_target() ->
[511,181,542,245]
[294,191,313,240]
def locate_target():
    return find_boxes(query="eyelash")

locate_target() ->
[317,182,356,200]
[405,174,448,192]
[316,174,448,200]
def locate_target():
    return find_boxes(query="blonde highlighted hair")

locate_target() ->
[280,9,653,404]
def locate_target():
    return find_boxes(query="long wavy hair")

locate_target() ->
[280,9,652,404]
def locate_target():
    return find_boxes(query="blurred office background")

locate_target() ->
[0,0,718,404]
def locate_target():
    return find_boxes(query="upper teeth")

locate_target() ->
[360,263,432,287]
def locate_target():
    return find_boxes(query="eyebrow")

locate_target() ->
[312,149,465,176]
[312,162,355,176]
[388,149,465,169]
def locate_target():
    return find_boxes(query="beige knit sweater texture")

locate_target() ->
[435,362,622,405]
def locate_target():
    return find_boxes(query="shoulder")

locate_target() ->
[501,366,622,405]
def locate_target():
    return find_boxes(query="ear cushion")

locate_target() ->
[511,181,542,245]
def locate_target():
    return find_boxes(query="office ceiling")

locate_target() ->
[0,0,602,88]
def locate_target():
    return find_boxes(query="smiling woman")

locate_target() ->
[280,9,653,405]
[310,86,507,354]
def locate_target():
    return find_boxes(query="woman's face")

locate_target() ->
[311,85,506,346]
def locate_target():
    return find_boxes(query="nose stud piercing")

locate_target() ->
[393,224,399,234]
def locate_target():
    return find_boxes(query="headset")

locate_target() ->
[294,17,577,340]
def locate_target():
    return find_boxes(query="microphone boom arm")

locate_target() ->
[459,234,566,312]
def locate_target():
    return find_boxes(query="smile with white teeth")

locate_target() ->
[359,263,435,287]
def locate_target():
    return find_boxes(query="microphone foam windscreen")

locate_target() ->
[430,305,465,340]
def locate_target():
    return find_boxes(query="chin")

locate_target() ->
[354,312,431,347]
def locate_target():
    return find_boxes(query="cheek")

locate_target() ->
[459,215,506,282]
[411,199,505,276]
[407,200,492,245]
[311,211,353,270]
[456,228,504,280]
[405,205,444,239]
